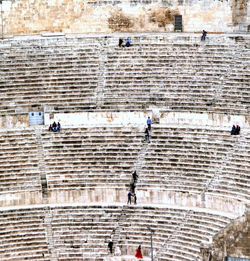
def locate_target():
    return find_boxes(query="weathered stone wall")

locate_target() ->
[1,0,248,35]
[45,111,250,129]
[2,111,249,130]
[0,186,245,216]
[202,209,250,261]
[47,189,246,215]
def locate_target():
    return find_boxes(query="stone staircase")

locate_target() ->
[161,210,196,261]
[112,205,129,255]
[44,207,57,261]
[35,127,48,202]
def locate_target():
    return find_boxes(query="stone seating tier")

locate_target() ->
[0,207,48,260]
[43,126,250,203]
[0,204,235,261]
[0,126,249,207]
[0,34,249,115]
[0,129,41,193]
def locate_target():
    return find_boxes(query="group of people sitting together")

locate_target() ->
[119,38,131,47]
[231,125,241,135]
[48,121,61,132]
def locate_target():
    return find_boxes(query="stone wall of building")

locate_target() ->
[0,0,248,35]
[201,209,250,261]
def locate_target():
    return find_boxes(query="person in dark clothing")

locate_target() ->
[132,171,138,183]
[125,39,130,47]
[48,124,53,131]
[119,38,123,47]
[134,193,137,205]
[108,240,113,254]
[201,30,207,41]
[127,191,132,204]
[145,128,150,142]
[235,125,241,135]
[57,122,61,132]
[52,121,57,132]
[231,125,236,135]
[130,182,136,194]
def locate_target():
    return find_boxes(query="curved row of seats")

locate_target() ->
[0,126,249,204]
[0,204,235,261]
[0,35,249,115]
[41,126,250,203]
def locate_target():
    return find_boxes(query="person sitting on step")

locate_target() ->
[119,38,123,47]
[231,125,236,135]
[52,121,57,132]
[235,125,240,135]
[125,39,131,47]
[57,122,61,132]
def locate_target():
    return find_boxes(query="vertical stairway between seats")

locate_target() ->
[44,207,57,261]
[96,38,107,108]
[35,128,48,202]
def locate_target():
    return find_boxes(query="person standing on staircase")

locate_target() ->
[108,239,113,254]
[130,181,136,194]
[127,191,132,204]
[134,193,137,205]
[145,128,150,143]
[201,30,207,41]
[132,171,138,183]
[147,116,152,131]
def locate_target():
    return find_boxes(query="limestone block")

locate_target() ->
[0,115,29,129]
[205,194,246,216]
[0,191,43,207]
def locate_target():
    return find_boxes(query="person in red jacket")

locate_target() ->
[135,245,143,259]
